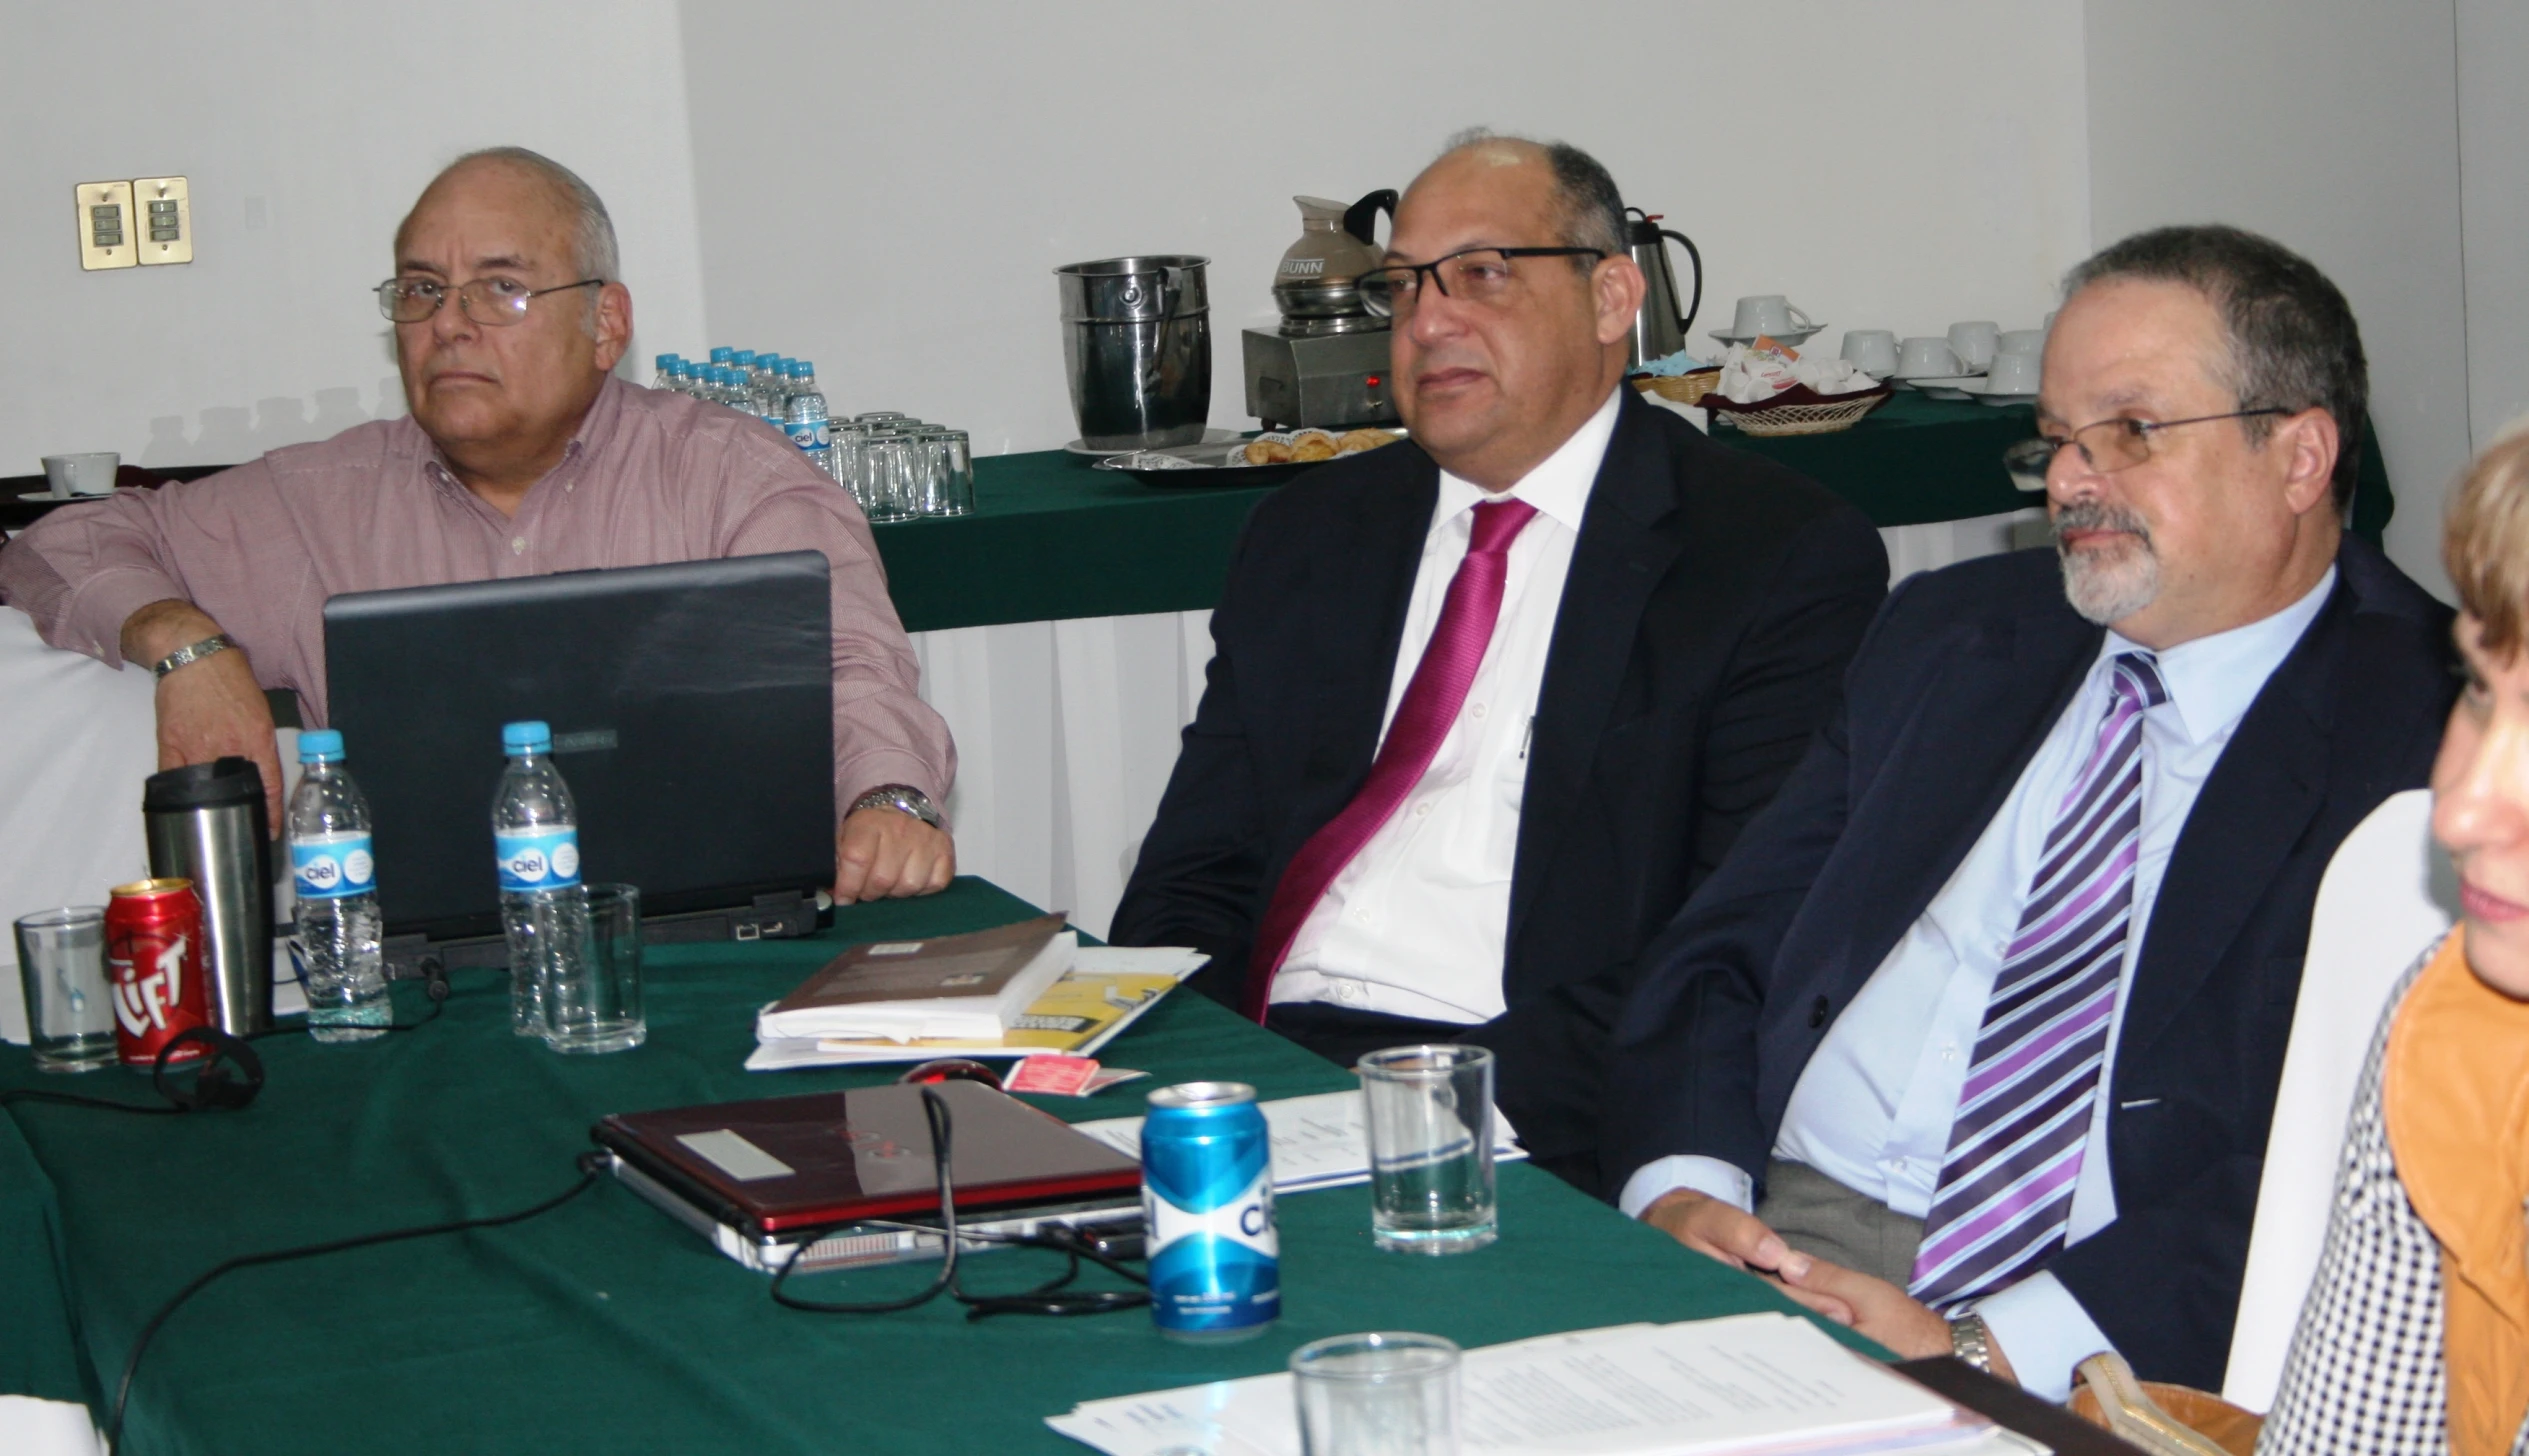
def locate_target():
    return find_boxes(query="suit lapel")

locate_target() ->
[1297,455,1439,810]
[2114,581,2345,1067]
[1833,599,2099,983]
[1510,397,1689,943]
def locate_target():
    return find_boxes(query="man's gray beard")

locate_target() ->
[2054,502,2160,625]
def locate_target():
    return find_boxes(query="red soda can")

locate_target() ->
[106,878,212,1069]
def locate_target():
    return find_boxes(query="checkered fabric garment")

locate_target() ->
[2257,937,2529,1455]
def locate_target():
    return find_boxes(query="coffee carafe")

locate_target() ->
[1625,207,1703,368]
[1270,191,1398,336]
[1243,190,1404,430]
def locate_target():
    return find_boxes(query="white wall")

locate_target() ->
[2458,0,2529,446]
[0,1,709,474]
[2084,0,2471,599]
[678,0,2091,457]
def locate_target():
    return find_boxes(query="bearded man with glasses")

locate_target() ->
[1111,130,1888,1193]
[0,147,956,904]
[1605,224,2455,1400]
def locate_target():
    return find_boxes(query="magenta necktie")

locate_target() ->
[1241,497,1539,1022]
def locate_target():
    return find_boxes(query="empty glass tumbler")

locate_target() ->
[15,907,116,1072]
[541,882,645,1054]
[1291,1331,1461,1456]
[1357,1045,1499,1253]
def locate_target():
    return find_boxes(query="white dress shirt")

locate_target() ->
[1272,388,1622,1024]
[1620,565,2338,1399]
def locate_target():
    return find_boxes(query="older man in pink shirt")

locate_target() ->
[0,147,955,902]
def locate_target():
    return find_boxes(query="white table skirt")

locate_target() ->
[910,507,2042,942]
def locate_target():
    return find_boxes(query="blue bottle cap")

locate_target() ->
[297,728,345,763]
[731,350,756,367]
[654,353,674,369]
[793,360,812,376]
[502,720,551,753]
[709,347,734,364]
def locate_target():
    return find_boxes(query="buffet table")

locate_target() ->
[3,878,1888,1456]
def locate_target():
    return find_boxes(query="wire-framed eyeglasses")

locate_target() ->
[375,275,604,326]
[2003,408,2292,489]
[1354,247,1605,319]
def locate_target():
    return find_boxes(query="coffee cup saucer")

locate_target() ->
[1957,377,2039,406]
[1711,326,1825,349]
[16,490,74,502]
[1893,374,1983,401]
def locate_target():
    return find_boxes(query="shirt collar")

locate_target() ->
[410,372,619,493]
[2102,564,2338,745]
[1433,386,1622,534]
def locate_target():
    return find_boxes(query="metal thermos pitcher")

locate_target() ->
[1624,207,1703,369]
[143,757,273,1036]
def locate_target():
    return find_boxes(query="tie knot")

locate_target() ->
[2111,651,2168,710]
[1468,497,1539,556]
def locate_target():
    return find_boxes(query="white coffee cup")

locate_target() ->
[1996,328,2046,359]
[1983,351,2042,395]
[41,453,119,498]
[1946,321,2000,372]
[1894,337,1963,379]
[1838,329,1899,377]
[1731,294,1816,338]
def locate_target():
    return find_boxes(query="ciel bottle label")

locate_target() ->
[495,827,580,890]
[291,832,376,899]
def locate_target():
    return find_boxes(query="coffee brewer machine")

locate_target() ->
[1241,191,1400,431]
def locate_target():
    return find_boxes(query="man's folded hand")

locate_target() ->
[834,806,954,903]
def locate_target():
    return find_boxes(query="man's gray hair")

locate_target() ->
[1440,128,1629,269]
[444,146,620,284]
[2064,224,2367,511]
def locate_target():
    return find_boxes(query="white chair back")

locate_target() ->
[2222,787,2455,1411]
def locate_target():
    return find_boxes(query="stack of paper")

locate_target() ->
[1072,1089,1527,1193]
[1048,1313,2037,1456]
[746,941,1209,1071]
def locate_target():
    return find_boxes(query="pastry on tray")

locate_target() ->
[1289,431,1339,462]
[1244,438,1294,465]
[1337,429,1399,454]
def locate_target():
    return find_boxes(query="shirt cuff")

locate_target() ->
[1618,1155,1756,1219]
[1970,1272,2118,1402]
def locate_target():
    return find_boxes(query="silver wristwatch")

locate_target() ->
[151,633,238,679]
[850,783,942,828]
[1947,1312,1995,1374]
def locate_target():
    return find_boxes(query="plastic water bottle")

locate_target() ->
[492,721,588,1039]
[785,361,836,479]
[288,729,390,1042]
[752,368,787,432]
[651,353,680,390]
[709,346,736,372]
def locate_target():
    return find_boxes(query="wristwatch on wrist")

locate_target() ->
[151,633,239,680]
[1947,1312,1995,1374]
[850,783,943,828]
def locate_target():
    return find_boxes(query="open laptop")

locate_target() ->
[323,551,837,971]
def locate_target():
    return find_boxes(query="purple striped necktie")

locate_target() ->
[1909,650,2168,1311]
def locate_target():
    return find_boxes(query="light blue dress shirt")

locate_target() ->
[1621,566,2337,1399]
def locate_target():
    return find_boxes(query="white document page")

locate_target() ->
[1048,1315,2005,1456]
[1070,1089,1527,1192]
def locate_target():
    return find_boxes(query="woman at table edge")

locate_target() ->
[2258,426,2529,1456]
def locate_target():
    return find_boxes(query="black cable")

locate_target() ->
[103,1153,605,1455]
[766,1089,1149,1320]
[769,1088,963,1314]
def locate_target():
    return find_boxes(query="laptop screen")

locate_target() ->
[323,551,836,942]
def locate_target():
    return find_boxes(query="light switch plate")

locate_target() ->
[77,180,136,270]
[133,175,192,265]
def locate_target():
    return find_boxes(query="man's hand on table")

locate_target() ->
[1642,1187,1858,1326]
[833,807,955,903]
[122,599,285,831]
[1779,1259,2017,1382]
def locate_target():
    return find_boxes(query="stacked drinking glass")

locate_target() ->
[832,412,975,522]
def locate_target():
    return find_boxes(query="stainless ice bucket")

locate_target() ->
[1054,255,1211,450]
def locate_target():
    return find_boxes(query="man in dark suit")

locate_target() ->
[1605,225,2456,1398]
[1109,131,1888,1195]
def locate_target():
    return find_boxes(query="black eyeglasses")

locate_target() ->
[1354,246,1606,319]
[376,275,604,326]
[2002,408,2293,489]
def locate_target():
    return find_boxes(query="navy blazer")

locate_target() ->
[1604,534,2455,1388]
[1111,390,1889,1184]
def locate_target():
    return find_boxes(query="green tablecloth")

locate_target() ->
[875,396,2395,632]
[0,878,1868,1456]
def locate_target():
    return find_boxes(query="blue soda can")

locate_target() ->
[1142,1081,1278,1341]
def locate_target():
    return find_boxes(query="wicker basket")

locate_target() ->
[1702,379,1895,436]
[1631,368,1722,406]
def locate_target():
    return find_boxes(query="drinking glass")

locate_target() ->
[1357,1045,1497,1253]
[1291,1332,1461,1456]
[542,883,644,1054]
[15,907,116,1072]
[916,429,974,516]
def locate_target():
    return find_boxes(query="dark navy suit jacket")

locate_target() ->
[1111,390,1889,1185]
[1605,534,2455,1388]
